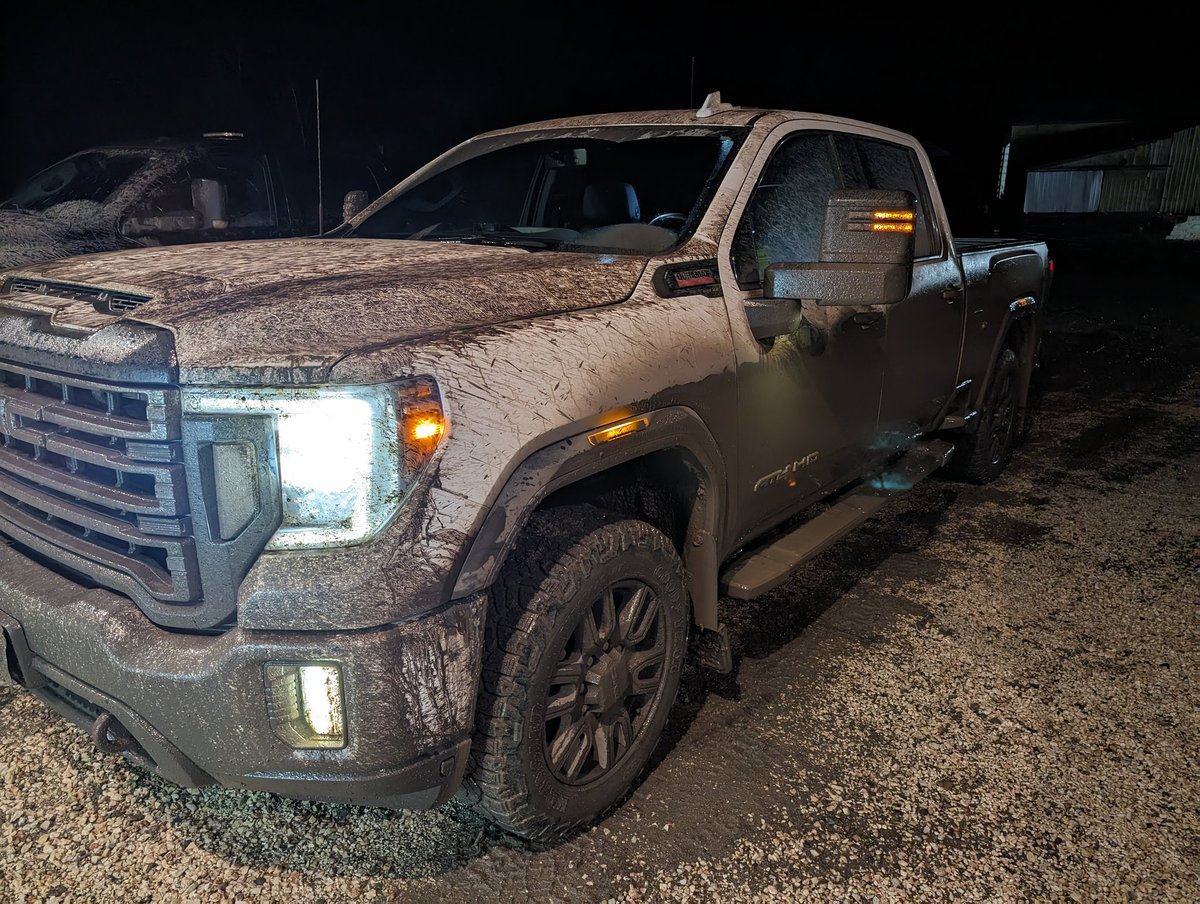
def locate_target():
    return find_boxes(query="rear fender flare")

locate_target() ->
[973,303,1040,422]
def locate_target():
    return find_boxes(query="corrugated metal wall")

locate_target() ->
[1027,126,1200,215]
[1162,126,1200,214]
[1067,136,1173,168]
[1025,170,1103,212]
[1099,168,1167,212]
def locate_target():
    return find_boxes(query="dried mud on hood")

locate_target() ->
[0,208,121,271]
[7,239,649,376]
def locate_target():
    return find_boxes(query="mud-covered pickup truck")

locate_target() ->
[0,96,1049,840]
[0,135,387,270]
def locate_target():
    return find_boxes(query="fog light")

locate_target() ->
[265,662,346,749]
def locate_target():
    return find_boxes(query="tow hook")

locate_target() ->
[90,711,134,755]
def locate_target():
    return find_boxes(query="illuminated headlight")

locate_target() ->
[265,662,346,749]
[183,380,445,549]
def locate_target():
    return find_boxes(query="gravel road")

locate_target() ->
[2,241,1198,902]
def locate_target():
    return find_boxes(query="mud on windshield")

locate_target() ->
[349,127,745,255]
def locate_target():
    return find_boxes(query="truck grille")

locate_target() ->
[0,357,200,607]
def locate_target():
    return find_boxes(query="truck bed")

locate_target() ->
[955,237,1037,253]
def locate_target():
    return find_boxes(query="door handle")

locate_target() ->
[942,283,964,301]
[851,312,882,328]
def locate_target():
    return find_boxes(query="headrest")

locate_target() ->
[581,180,640,224]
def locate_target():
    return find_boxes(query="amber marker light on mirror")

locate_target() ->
[871,209,915,233]
[588,417,650,446]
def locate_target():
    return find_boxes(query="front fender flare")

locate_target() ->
[450,406,727,630]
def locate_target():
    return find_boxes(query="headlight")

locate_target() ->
[183,380,445,550]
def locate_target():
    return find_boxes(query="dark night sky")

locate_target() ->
[2,5,1196,203]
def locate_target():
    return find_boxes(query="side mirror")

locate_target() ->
[765,189,915,306]
[744,298,803,341]
[342,189,370,222]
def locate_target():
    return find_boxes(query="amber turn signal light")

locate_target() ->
[588,417,649,446]
[399,381,447,470]
[870,210,915,233]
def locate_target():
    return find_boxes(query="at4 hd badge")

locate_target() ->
[754,451,820,492]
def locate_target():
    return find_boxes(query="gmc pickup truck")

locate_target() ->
[0,95,1049,840]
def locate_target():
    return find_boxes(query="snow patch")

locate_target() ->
[1166,215,1200,241]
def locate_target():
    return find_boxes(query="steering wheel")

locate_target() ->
[648,212,687,229]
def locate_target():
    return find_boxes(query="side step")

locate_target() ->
[720,440,953,600]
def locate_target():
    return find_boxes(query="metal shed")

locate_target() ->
[1024,125,1200,215]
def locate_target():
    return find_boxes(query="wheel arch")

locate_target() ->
[973,305,1040,426]
[450,406,727,631]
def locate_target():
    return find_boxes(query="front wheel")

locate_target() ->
[465,507,688,840]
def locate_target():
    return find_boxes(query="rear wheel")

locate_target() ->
[947,346,1020,483]
[465,506,688,840]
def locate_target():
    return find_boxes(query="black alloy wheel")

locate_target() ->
[946,345,1022,484]
[985,365,1018,467]
[464,506,688,840]
[543,579,666,785]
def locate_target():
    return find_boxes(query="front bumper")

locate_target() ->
[0,540,486,810]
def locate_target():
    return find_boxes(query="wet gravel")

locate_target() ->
[2,242,1198,902]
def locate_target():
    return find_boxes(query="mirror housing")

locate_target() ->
[744,298,804,341]
[342,189,370,222]
[765,261,910,307]
[765,189,915,306]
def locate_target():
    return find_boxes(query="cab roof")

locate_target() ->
[478,106,916,147]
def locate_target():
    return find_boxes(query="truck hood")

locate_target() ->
[2,238,649,379]
[0,208,121,270]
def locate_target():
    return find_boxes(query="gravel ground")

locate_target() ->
[2,241,1198,902]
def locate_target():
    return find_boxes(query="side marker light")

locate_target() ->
[588,417,650,446]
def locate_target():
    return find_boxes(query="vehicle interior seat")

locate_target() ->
[580,179,641,228]
[573,178,677,253]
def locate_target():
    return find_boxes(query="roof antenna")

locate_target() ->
[315,78,324,236]
[696,91,734,119]
[290,81,307,145]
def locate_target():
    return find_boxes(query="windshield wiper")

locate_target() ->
[427,232,561,251]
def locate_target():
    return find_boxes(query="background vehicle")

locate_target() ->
[0,96,1049,840]
[0,135,387,269]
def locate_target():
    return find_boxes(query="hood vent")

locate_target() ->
[2,276,153,314]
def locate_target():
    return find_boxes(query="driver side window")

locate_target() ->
[731,133,839,289]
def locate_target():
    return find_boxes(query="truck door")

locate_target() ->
[835,136,965,443]
[721,130,887,543]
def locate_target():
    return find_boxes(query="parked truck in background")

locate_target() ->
[0,134,387,270]
[0,95,1049,840]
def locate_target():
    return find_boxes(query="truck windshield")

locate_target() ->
[350,127,744,255]
[2,151,151,212]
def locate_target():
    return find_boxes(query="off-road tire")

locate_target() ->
[948,346,1021,483]
[463,506,688,841]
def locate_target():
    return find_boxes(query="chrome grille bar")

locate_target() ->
[0,355,198,608]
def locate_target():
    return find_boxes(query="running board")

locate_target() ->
[720,440,954,600]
